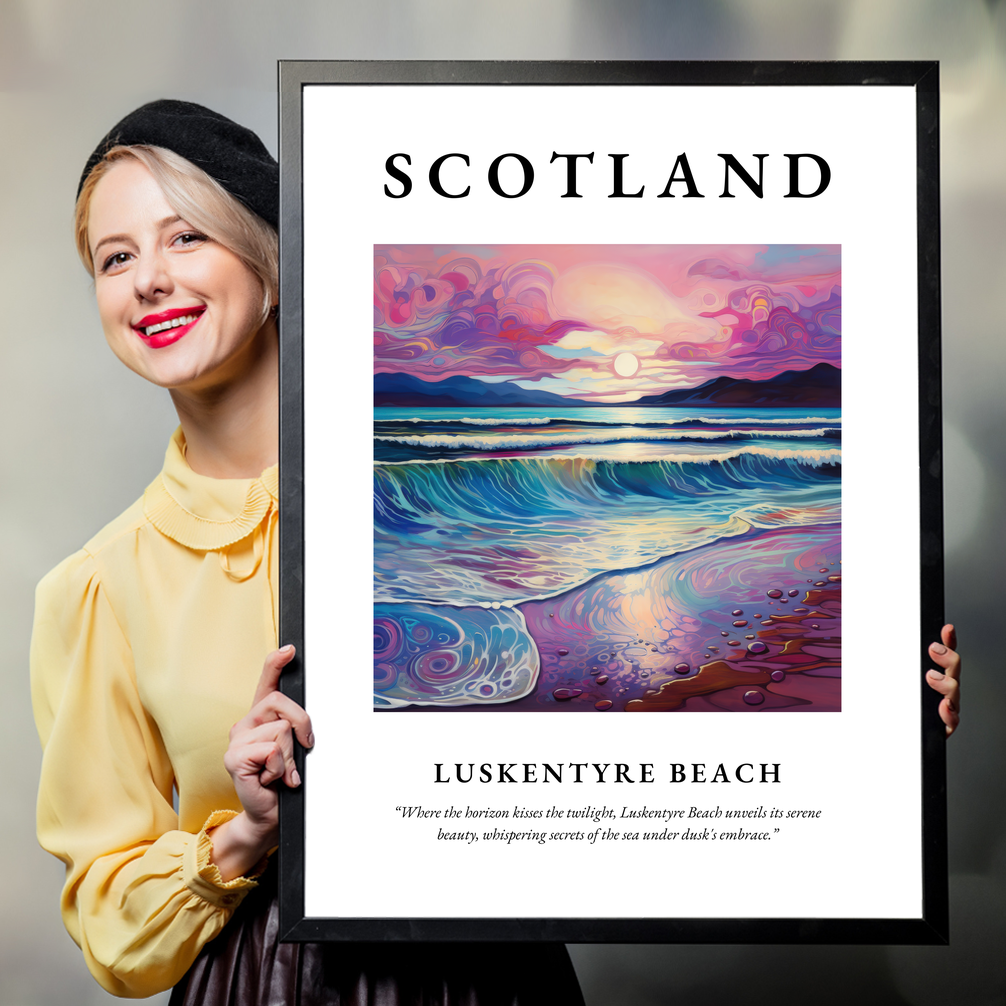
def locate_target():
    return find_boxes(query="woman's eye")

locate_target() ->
[173,231,208,248]
[101,251,132,273]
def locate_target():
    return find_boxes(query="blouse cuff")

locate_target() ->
[183,810,269,909]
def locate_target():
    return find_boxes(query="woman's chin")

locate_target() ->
[110,322,273,395]
[122,352,220,392]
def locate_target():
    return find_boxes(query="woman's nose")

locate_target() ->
[133,249,173,302]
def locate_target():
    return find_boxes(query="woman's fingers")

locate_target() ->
[218,647,309,846]
[941,623,958,653]
[242,644,314,749]
[232,689,313,750]
[926,667,959,704]
[925,683,960,736]
[259,741,289,788]
[224,738,287,787]
[927,623,961,737]
[253,691,314,748]
[223,645,311,812]
[928,632,961,682]
[230,719,302,788]
[252,644,297,706]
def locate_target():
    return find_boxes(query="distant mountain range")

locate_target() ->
[374,363,841,408]
[641,362,840,407]
[375,372,583,408]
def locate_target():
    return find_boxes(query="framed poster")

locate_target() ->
[277,61,946,943]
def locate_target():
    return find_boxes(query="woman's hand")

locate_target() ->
[209,645,314,881]
[926,624,961,738]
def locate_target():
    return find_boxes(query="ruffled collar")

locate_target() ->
[143,428,278,551]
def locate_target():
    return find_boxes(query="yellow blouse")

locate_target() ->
[31,428,279,998]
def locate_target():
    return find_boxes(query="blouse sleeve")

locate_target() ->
[31,549,262,998]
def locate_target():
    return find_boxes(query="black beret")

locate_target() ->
[78,99,278,228]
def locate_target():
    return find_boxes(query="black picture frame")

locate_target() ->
[277,60,945,944]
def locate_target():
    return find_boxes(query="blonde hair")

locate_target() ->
[75,145,278,322]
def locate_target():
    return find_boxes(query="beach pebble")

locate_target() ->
[721,631,729,637]
[778,599,789,604]
[673,663,690,675]
[811,624,820,630]
[819,568,829,573]
[594,699,613,710]
[766,589,783,599]
[552,687,582,701]
[745,634,755,640]
[557,647,569,656]
[747,641,769,655]
[732,620,748,627]
[728,640,741,647]
[743,690,765,706]
[770,670,786,682]
[815,581,827,586]
[732,609,744,616]
[761,620,773,626]
[788,589,799,597]
[596,675,609,685]
[828,574,841,582]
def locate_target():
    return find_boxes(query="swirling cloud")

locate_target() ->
[374,251,582,381]
[375,244,840,401]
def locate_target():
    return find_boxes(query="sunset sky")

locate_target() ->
[374,245,841,404]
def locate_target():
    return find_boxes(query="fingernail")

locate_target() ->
[927,670,944,679]
[931,643,947,654]
[280,644,295,654]
[292,768,301,787]
[307,732,315,748]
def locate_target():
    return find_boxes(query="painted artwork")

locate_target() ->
[373,245,841,712]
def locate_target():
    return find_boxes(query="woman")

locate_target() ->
[31,100,586,1003]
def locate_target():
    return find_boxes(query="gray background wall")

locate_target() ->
[1,1,1002,1003]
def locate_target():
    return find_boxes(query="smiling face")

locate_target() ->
[87,158,272,393]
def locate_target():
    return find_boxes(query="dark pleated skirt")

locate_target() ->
[169,869,584,1006]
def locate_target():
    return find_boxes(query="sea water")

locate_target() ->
[373,407,841,711]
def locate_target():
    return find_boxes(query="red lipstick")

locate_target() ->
[132,306,205,349]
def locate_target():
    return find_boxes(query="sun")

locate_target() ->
[613,352,640,378]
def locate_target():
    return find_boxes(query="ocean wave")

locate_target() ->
[376,506,841,607]
[376,445,842,467]
[375,427,839,452]
[375,451,841,604]
[685,415,840,426]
